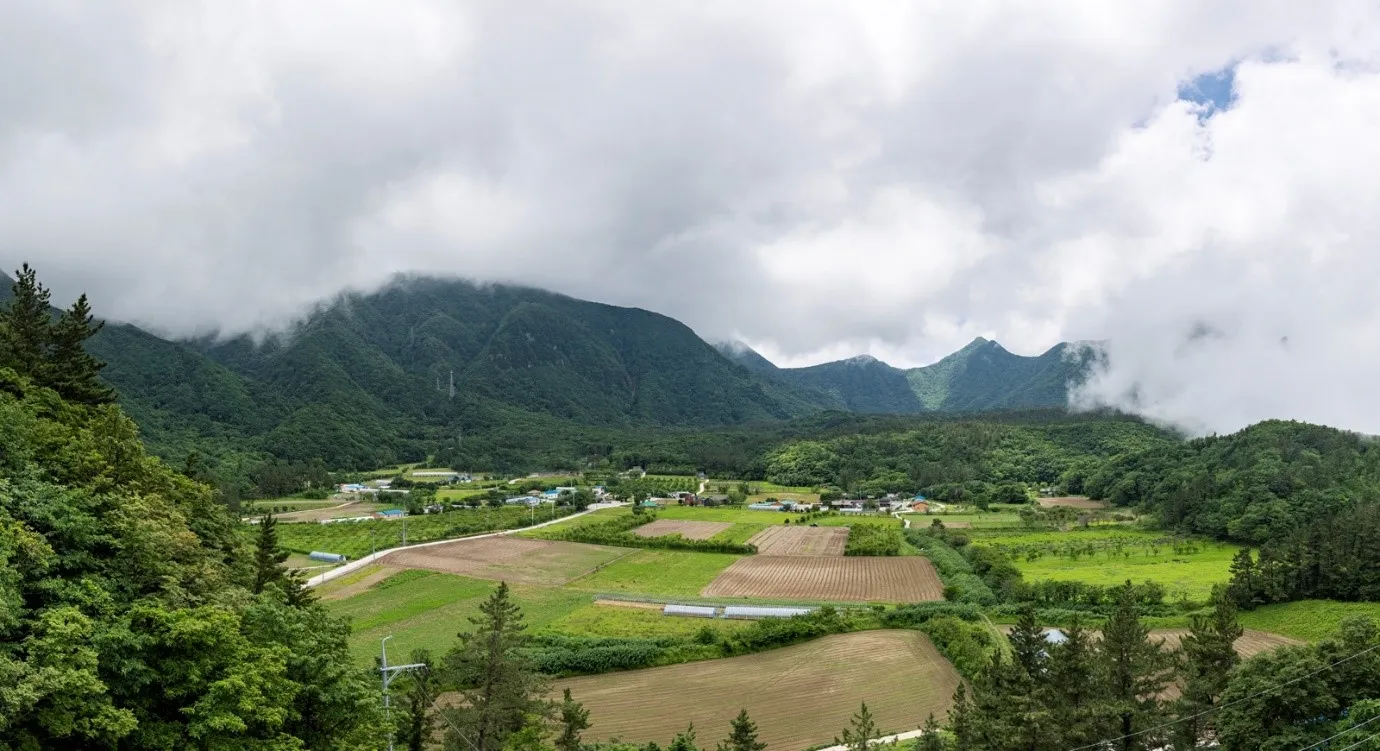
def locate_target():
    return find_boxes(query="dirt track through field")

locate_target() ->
[747,526,849,556]
[702,555,944,602]
[318,565,401,601]
[549,630,961,750]
[633,519,732,540]
[997,625,1300,658]
[382,537,628,586]
[1037,496,1109,509]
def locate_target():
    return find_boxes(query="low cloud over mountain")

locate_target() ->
[4,2,1380,434]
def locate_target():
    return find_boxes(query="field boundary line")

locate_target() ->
[304,502,624,588]
[563,547,641,586]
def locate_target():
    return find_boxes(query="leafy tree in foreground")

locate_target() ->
[442,582,550,751]
[717,709,766,751]
[0,266,386,749]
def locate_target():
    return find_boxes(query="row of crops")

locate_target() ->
[981,536,1218,563]
[275,505,577,559]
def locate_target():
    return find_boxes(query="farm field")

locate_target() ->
[275,505,578,559]
[550,630,960,750]
[633,519,732,540]
[383,537,631,587]
[656,506,805,525]
[914,512,1023,528]
[565,549,743,598]
[325,569,591,665]
[1239,600,1380,642]
[272,500,392,523]
[996,624,1300,658]
[543,602,756,639]
[973,529,1239,602]
[1037,496,1109,509]
[701,556,944,602]
[244,498,342,513]
[747,525,848,556]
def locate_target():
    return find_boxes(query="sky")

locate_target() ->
[4,1,1380,435]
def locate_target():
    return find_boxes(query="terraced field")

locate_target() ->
[701,556,944,602]
[550,630,961,750]
[746,525,849,556]
[1036,496,1109,509]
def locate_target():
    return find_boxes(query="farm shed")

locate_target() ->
[664,604,717,618]
[722,606,814,619]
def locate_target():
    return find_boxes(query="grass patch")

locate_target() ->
[711,523,768,545]
[1239,600,1380,642]
[565,549,742,598]
[657,506,803,525]
[543,603,754,639]
[326,571,590,666]
[974,529,1240,602]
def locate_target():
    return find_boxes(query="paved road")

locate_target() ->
[305,501,625,588]
[812,728,928,751]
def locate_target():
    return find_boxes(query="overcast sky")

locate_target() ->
[4,2,1380,434]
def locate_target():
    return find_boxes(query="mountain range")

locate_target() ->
[5,272,1097,468]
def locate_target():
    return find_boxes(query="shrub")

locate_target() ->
[844,523,904,556]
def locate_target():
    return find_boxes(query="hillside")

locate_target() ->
[718,336,1095,414]
[7,269,1095,474]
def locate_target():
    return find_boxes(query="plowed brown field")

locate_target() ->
[550,630,961,750]
[747,525,849,556]
[701,555,944,602]
[632,519,732,540]
[382,537,628,586]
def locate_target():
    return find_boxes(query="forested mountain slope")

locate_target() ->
[718,336,1096,414]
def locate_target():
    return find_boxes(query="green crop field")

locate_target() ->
[325,569,592,665]
[974,529,1240,602]
[656,506,806,525]
[543,603,754,639]
[565,549,742,598]
[1239,600,1380,642]
[914,512,1024,528]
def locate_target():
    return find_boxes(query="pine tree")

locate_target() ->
[717,709,766,751]
[1172,588,1242,750]
[252,512,289,594]
[283,569,318,608]
[399,650,437,751]
[442,582,549,751]
[668,724,699,751]
[555,689,590,751]
[0,263,53,377]
[948,683,975,750]
[1225,548,1260,610]
[1046,616,1108,748]
[1008,604,1049,678]
[917,713,946,751]
[835,702,878,751]
[47,293,115,404]
[1098,582,1171,751]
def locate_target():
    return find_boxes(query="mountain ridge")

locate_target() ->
[3,269,1097,468]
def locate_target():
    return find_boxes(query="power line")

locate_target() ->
[1334,728,1380,751]
[417,675,483,751]
[1064,643,1380,751]
[1295,713,1380,751]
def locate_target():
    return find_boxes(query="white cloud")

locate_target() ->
[5,1,1380,432]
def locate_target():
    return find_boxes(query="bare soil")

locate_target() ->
[746,526,849,556]
[701,555,945,602]
[382,537,628,586]
[632,519,733,540]
[548,630,961,750]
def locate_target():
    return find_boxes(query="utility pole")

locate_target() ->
[402,516,408,546]
[448,370,455,400]
[380,636,428,751]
